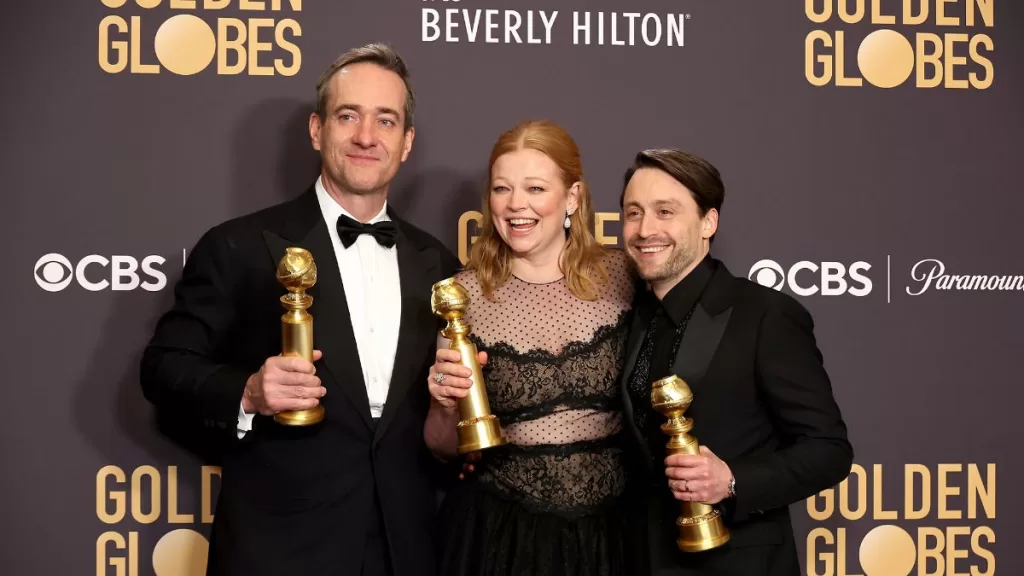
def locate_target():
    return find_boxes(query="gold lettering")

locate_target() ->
[967,463,996,519]
[131,465,161,524]
[167,466,195,523]
[839,464,866,520]
[936,0,958,26]
[836,528,863,576]
[202,466,222,523]
[871,0,896,24]
[807,528,834,576]
[834,31,862,86]
[594,212,619,246]
[944,33,969,88]
[969,35,994,90]
[918,527,945,576]
[872,464,897,519]
[904,0,928,25]
[218,18,248,75]
[275,19,302,75]
[805,31,833,86]
[95,531,138,576]
[130,16,159,74]
[967,0,994,27]
[806,0,831,24]
[905,463,930,520]
[971,526,996,576]
[808,487,834,521]
[98,16,129,74]
[916,33,943,88]
[938,463,962,520]
[247,18,275,75]
[838,0,865,24]
[97,465,127,524]
[458,211,484,265]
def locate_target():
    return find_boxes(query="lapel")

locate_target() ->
[669,260,737,398]
[261,187,374,430]
[373,213,441,445]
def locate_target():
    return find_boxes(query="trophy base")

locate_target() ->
[456,415,506,455]
[677,510,731,552]
[274,405,325,426]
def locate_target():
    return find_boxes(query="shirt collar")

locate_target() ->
[314,174,390,227]
[640,254,715,326]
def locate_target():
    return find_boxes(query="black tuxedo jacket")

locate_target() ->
[140,186,460,575]
[620,258,854,576]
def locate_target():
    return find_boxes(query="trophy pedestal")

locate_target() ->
[274,405,325,426]
[676,506,731,552]
[456,414,506,455]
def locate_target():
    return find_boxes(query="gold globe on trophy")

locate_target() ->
[273,247,324,426]
[651,374,730,552]
[430,277,506,454]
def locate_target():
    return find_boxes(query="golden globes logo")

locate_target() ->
[98,0,302,76]
[96,465,221,576]
[806,463,996,576]
[458,210,623,264]
[805,0,994,89]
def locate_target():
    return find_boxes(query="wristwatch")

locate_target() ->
[727,476,736,498]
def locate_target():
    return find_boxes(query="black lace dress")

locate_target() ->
[437,250,636,576]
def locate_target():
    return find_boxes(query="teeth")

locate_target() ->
[639,246,668,253]
[509,219,537,226]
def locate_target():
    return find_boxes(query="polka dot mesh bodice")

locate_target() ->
[456,249,635,516]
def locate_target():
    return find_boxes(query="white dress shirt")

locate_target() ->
[237,176,403,438]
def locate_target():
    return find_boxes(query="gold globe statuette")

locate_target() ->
[651,374,731,552]
[274,247,324,426]
[430,277,507,454]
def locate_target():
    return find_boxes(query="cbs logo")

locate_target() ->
[34,253,168,292]
[748,259,872,297]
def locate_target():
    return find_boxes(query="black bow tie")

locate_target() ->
[336,213,398,249]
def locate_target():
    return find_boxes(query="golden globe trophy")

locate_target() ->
[430,277,506,454]
[651,374,730,552]
[273,247,325,426]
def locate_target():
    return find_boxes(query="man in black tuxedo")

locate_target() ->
[618,149,854,575]
[140,43,459,576]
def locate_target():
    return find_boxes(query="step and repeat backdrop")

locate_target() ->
[3,0,1022,574]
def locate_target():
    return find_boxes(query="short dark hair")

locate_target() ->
[621,149,725,241]
[315,43,415,130]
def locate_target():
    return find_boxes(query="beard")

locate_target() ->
[628,237,699,286]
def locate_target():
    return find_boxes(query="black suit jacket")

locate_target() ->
[620,258,853,576]
[140,186,460,576]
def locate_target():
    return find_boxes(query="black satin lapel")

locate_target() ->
[620,311,650,457]
[373,240,439,443]
[262,226,373,430]
[670,305,731,392]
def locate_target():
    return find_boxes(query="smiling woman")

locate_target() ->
[424,119,638,576]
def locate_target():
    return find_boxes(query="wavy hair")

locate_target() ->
[467,119,608,301]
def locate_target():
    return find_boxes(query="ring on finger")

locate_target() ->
[434,372,446,384]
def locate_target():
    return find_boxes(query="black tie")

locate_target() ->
[336,214,398,249]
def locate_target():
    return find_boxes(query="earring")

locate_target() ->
[564,209,573,229]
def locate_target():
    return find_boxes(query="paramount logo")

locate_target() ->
[906,259,1024,296]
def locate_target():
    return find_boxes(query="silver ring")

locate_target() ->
[434,372,446,384]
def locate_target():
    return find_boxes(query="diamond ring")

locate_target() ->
[434,372,446,384]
